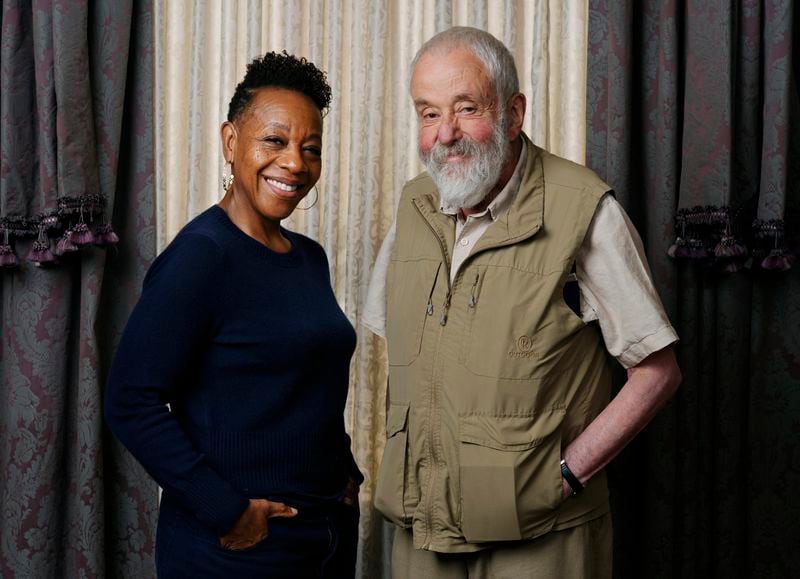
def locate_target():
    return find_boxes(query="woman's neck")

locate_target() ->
[217,195,291,253]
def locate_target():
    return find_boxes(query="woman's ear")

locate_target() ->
[220,121,237,164]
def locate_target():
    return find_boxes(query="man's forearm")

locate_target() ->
[561,346,681,496]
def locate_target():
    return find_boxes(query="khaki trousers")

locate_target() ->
[391,514,612,579]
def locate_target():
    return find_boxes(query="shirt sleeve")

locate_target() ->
[576,195,679,368]
[362,220,396,338]
[104,232,250,534]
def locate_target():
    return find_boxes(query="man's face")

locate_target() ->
[410,48,510,209]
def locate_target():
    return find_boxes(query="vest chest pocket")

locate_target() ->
[458,411,564,543]
[462,268,578,380]
[374,403,415,527]
[462,268,544,380]
[387,260,442,366]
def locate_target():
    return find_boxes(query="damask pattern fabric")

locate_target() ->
[154,2,590,577]
[587,1,800,577]
[0,0,157,576]
[589,0,798,273]
[0,0,122,264]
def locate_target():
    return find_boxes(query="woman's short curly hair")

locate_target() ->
[227,51,332,122]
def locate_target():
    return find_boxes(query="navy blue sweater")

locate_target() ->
[105,206,360,534]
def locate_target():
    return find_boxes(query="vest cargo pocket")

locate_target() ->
[387,261,441,366]
[458,410,564,542]
[374,403,413,527]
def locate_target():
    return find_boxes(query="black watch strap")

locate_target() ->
[560,459,584,496]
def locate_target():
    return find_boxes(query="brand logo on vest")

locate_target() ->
[508,335,537,359]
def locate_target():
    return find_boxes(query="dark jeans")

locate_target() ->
[156,494,358,579]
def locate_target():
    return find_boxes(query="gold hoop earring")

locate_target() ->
[296,186,319,211]
[221,163,234,192]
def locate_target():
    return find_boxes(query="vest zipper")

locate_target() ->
[412,199,454,549]
[439,292,451,325]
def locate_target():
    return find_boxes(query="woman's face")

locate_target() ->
[221,87,323,223]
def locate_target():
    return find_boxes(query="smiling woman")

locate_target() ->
[219,88,323,252]
[105,52,362,579]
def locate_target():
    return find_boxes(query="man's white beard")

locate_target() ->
[420,112,510,210]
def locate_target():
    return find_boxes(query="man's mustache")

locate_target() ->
[426,138,481,166]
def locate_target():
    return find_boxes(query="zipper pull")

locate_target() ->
[426,262,442,318]
[468,272,479,308]
[440,291,452,326]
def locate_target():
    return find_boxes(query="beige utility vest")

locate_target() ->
[375,139,614,553]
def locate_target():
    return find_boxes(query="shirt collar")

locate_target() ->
[440,138,528,223]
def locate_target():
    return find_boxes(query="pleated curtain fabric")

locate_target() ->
[154,1,589,576]
[588,0,798,274]
[586,2,800,577]
[0,0,158,576]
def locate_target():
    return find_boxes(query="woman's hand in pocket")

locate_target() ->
[219,498,297,550]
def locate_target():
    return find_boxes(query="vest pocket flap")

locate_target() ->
[386,403,410,438]
[459,409,565,451]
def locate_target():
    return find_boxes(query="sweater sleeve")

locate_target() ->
[104,232,249,534]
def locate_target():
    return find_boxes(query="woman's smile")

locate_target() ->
[263,175,304,198]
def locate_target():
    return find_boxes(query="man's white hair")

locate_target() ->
[410,26,519,104]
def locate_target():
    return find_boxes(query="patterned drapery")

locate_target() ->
[588,0,798,274]
[154,1,590,577]
[0,0,157,576]
[0,0,121,265]
[587,1,800,577]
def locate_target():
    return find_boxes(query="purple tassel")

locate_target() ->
[93,223,119,246]
[27,240,57,266]
[668,232,708,259]
[760,248,794,271]
[70,222,96,246]
[55,231,79,256]
[688,246,709,259]
[668,237,687,258]
[0,244,19,268]
[714,235,748,258]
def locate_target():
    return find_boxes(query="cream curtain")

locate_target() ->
[154,1,588,576]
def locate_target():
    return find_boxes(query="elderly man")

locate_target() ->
[363,27,681,578]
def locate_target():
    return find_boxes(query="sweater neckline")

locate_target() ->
[208,205,303,267]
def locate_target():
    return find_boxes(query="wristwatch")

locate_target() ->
[560,458,584,496]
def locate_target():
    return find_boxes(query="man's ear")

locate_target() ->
[220,120,237,164]
[506,92,526,141]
